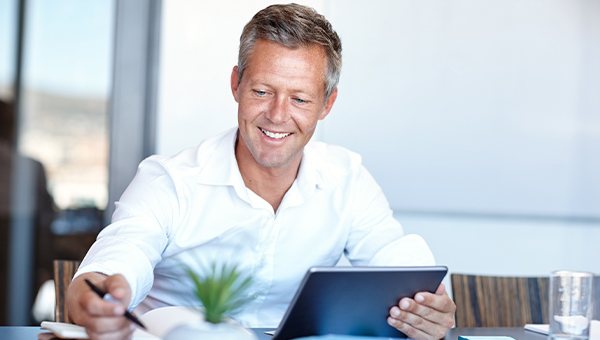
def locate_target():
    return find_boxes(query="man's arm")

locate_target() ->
[388,283,456,340]
[66,272,135,340]
[343,165,456,338]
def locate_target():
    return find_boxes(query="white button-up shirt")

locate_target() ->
[76,127,435,327]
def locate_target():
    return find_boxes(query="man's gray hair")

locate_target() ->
[238,3,342,101]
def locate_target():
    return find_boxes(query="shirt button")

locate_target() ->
[252,294,259,300]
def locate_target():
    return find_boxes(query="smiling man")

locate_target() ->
[67,4,455,340]
[233,39,337,212]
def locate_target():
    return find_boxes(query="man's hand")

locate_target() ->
[387,283,456,340]
[66,273,135,340]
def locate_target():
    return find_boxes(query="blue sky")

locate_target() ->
[0,0,114,98]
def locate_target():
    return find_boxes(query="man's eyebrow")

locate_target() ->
[291,91,311,98]
[252,81,272,88]
[291,89,319,98]
[251,81,318,98]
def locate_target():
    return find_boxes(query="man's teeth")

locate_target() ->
[261,128,290,139]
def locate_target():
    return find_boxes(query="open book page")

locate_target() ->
[524,320,600,340]
[40,306,204,340]
[138,306,204,339]
[40,321,158,339]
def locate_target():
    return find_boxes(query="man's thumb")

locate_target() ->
[104,274,131,305]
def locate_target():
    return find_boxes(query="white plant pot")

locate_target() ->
[163,318,258,340]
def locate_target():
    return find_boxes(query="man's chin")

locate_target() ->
[255,157,294,168]
[253,150,302,169]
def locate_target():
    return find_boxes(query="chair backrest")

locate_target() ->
[452,273,600,328]
[53,260,81,323]
[451,274,549,327]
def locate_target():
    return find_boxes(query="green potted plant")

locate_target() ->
[164,262,257,340]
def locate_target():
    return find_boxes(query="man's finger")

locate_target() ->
[413,290,456,314]
[388,316,436,340]
[83,314,133,335]
[86,323,135,340]
[390,306,439,332]
[395,299,452,327]
[435,283,446,295]
[104,274,131,305]
[80,290,126,316]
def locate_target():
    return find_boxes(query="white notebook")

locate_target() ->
[41,306,205,340]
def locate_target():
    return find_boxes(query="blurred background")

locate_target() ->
[0,0,598,326]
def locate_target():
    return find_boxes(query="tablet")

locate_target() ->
[272,266,448,340]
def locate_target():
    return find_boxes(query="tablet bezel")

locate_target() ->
[272,265,448,340]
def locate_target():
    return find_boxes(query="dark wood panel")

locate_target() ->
[53,260,81,324]
[451,274,549,327]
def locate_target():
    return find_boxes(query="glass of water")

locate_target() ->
[549,271,594,340]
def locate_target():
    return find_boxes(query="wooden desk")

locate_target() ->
[0,326,548,340]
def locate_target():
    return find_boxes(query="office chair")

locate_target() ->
[451,274,550,327]
[451,273,600,328]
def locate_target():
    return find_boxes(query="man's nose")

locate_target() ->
[264,97,290,124]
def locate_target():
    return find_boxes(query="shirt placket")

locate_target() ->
[245,210,280,325]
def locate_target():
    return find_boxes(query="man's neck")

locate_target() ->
[235,134,301,213]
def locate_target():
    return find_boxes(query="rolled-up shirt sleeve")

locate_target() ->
[344,164,435,267]
[74,156,178,310]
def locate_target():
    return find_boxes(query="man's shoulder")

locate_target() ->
[305,140,363,176]
[141,128,235,177]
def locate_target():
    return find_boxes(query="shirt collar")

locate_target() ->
[195,127,326,205]
[296,143,326,193]
[196,127,241,187]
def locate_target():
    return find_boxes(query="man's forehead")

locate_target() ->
[249,39,326,63]
[245,40,327,78]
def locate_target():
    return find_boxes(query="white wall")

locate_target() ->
[396,212,600,296]
[321,1,600,218]
[157,0,600,286]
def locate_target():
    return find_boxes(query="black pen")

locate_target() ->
[84,279,147,329]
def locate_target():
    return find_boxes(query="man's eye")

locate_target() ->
[294,98,306,104]
[256,91,267,96]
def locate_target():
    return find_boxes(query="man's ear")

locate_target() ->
[231,66,240,103]
[319,87,338,121]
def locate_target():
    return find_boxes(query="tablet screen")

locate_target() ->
[272,266,448,340]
